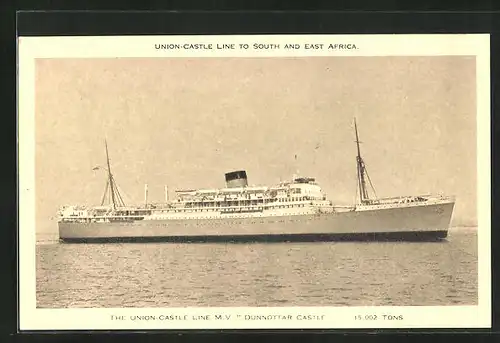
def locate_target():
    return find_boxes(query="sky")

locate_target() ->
[35,56,477,234]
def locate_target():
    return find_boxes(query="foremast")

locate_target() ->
[101,140,126,210]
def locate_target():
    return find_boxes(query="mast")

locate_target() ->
[105,139,117,210]
[98,140,126,209]
[354,118,369,204]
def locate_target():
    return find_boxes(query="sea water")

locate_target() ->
[35,228,478,308]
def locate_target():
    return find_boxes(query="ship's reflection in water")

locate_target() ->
[36,228,477,308]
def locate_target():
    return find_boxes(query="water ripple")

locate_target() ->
[36,231,478,308]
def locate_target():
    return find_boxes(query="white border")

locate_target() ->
[18,34,491,330]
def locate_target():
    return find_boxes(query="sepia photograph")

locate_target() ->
[19,34,490,329]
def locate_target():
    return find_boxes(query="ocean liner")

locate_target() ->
[57,120,455,243]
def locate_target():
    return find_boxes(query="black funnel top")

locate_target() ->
[225,170,248,188]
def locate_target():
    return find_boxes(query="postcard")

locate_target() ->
[18,34,490,330]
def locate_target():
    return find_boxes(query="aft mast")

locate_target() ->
[354,118,377,204]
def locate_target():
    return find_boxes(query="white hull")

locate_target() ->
[58,200,455,242]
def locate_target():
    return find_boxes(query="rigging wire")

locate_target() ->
[110,174,126,207]
[353,166,359,204]
[114,182,133,206]
[100,179,109,206]
[365,167,378,200]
